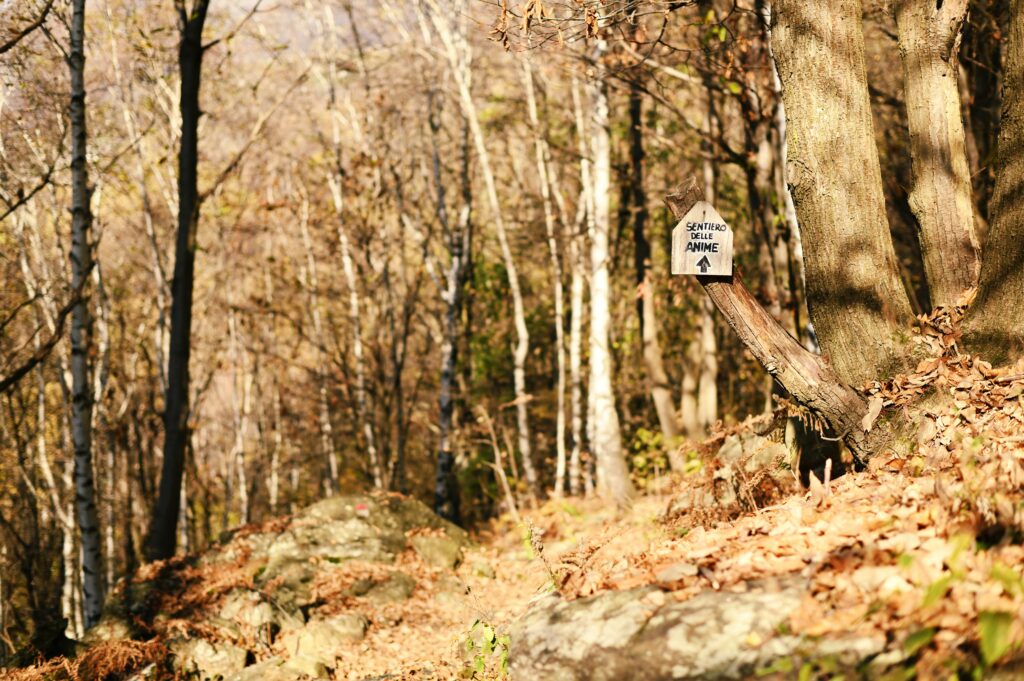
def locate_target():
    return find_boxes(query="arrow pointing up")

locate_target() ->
[696,255,711,273]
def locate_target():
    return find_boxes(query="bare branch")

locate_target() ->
[0,0,57,55]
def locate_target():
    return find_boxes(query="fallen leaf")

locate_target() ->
[862,396,884,432]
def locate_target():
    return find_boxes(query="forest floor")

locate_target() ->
[10,315,1024,680]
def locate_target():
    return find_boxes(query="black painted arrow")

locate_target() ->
[696,255,711,273]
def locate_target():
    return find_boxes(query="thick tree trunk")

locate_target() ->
[894,0,980,309]
[67,0,103,628]
[587,49,635,506]
[772,0,914,385]
[148,0,209,562]
[522,60,568,497]
[967,0,1024,359]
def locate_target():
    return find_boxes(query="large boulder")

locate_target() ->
[510,580,885,680]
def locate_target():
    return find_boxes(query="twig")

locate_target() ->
[0,0,57,54]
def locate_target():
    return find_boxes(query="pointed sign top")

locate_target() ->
[671,201,734,276]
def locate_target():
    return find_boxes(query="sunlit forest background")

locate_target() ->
[0,0,1003,658]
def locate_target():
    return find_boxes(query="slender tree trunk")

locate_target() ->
[698,122,719,438]
[894,0,980,308]
[772,0,914,385]
[522,60,568,497]
[67,0,103,627]
[227,303,250,524]
[680,342,699,437]
[148,0,209,562]
[967,0,1024,359]
[429,91,470,523]
[425,1,538,494]
[587,45,635,506]
[296,191,339,497]
[324,107,382,491]
[569,77,591,498]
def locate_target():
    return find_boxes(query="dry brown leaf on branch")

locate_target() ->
[862,395,885,432]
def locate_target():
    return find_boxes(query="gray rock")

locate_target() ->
[219,589,277,629]
[510,580,883,680]
[410,534,463,569]
[433,573,468,608]
[225,657,300,681]
[365,571,416,604]
[277,614,368,675]
[170,637,250,680]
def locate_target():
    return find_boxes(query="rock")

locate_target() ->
[510,579,884,680]
[225,657,298,681]
[277,614,368,675]
[264,518,406,574]
[433,573,467,608]
[410,534,464,569]
[219,589,277,629]
[170,637,250,680]
[365,571,416,604]
[654,562,698,585]
[80,614,134,646]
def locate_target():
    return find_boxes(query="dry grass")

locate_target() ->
[8,640,166,681]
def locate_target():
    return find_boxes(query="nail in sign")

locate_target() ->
[671,201,733,276]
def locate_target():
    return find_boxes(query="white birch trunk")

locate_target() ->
[68,0,103,629]
[326,173,383,490]
[586,48,634,506]
[522,59,567,497]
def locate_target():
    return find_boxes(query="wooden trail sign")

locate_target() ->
[671,201,734,276]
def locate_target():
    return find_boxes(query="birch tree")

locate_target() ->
[67,0,103,628]
[521,59,567,497]
[585,39,634,506]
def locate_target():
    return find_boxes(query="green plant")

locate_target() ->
[629,427,668,488]
[462,619,510,679]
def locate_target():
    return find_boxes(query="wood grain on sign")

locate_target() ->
[671,201,734,276]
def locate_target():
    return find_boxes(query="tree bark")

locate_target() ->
[966,0,1024,360]
[148,0,209,562]
[522,60,568,497]
[68,0,103,627]
[772,0,915,385]
[587,45,635,506]
[429,91,469,523]
[569,76,590,497]
[893,0,980,309]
